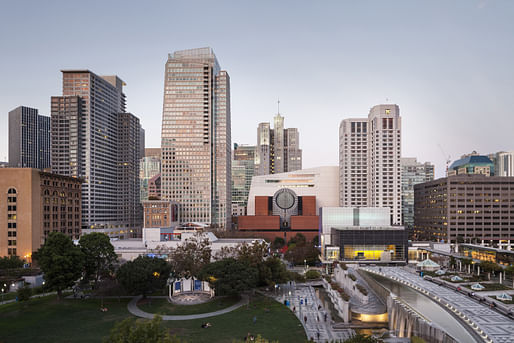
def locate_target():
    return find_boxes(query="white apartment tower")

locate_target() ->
[339,104,402,225]
[160,48,231,229]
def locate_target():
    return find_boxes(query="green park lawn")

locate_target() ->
[137,295,241,315]
[0,294,306,343]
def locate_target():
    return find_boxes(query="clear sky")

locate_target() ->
[1,0,513,177]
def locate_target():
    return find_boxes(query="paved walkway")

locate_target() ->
[279,284,353,343]
[348,267,386,314]
[0,291,57,305]
[127,294,249,320]
[364,266,514,343]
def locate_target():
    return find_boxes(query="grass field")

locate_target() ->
[0,294,306,343]
[137,295,241,315]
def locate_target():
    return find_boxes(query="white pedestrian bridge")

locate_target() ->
[361,266,514,343]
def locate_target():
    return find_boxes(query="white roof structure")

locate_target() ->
[451,275,463,282]
[246,166,339,216]
[417,259,440,268]
[496,293,512,301]
[471,283,485,290]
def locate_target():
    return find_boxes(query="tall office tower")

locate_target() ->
[255,123,271,176]
[161,48,231,229]
[339,104,402,225]
[51,70,141,233]
[255,112,302,176]
[139,128,146,160]
[140,148,161,201]
[232,144,256,216]
[118,113,142,233]
[400,157,434,230]
[8,106,50,169]
[493,151,514,176]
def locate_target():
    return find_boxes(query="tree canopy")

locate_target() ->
[116,256,171,296]
[167,233,211,278]
[79,232,117,288]
[0,255,25,269]
[200,258,258,296]
[33,232,84,299]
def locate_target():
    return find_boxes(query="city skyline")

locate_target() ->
[2,1,514,178]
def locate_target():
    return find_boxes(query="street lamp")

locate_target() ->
[304,259,307,271]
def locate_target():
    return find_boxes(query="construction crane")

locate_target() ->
[438,144,451,176]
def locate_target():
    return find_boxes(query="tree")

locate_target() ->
[234,241,269,267]
[0,255,24,269]
[312,235,319,247]
[104,315,183,343]
[168,233,211,278]
[505,265,514,288]
[479,261,502,280]
[116,256,171,296]
[287,233,306,247]
[284,244,319,266]
[79,233,117,289]
[263,257,289,285]
[17,286,32,301]
[449,256,456,270]
[271,237,285,250]
[343,334,381,343]
[200,258,257,296]
[33,232,84,300]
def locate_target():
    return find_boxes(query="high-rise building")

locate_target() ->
[493,151,514,177]
[414,175,514,249]
[339,104,402,225]
[232,144,256,216]
[255,112,302,176]
[8,106,50,169]
[51,70,142,235]
[118,113,142,232]
[160,47,231,229]
[140,148,161,201]
[0,168,82,258]
[400,158,434,230]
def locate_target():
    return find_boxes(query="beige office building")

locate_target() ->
[339,104,402,225]
[0,168,82,258]
[160,48,231,229]
[255,112,302,176]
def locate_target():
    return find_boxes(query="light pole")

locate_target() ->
[304,259,307,272]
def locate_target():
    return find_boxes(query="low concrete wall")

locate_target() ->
[322,278,350,323]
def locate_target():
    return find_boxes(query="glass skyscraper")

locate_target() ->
[161,48,231,229]
[8,106,50,169]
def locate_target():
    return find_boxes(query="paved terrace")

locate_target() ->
[363,266,514,343]
[278,284,353,343]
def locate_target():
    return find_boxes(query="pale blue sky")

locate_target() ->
[1,0,513,177]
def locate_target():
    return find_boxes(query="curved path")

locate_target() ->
[127,294,249,321]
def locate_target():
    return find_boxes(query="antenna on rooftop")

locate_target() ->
[277,98,280,114]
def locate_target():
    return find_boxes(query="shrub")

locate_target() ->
[356,284,368,296]
[287,271,306,283]
[17,286,32,301]
[339,262,348,270]
[305,270,321,280]
[348,273,356,281]
[323,275,332,283]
